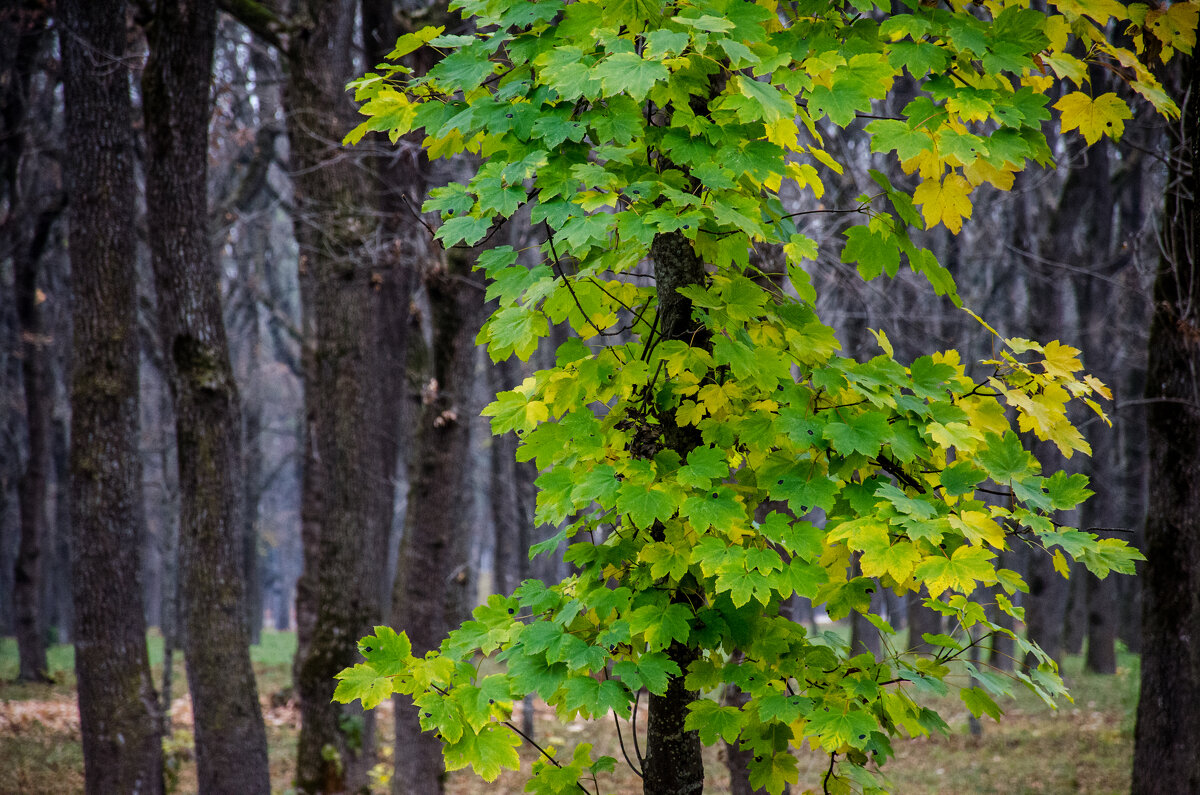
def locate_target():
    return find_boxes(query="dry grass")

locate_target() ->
[0,634,1138,794]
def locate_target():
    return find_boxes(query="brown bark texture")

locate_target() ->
[61,0,164,791]
[142,0,272,791]
[284,1,388,789]
[1132,50,1200,794]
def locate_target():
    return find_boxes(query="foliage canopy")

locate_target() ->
[335,0,1194,791]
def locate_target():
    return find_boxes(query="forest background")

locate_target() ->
[0,0,1197,793]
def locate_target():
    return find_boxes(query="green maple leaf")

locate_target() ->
[940,461,985,496]
[681,486,745,532]
[357,625,413,676]
[612,652,680,695]
[684,700,745,744]
[414,689,466,743]
[507,652,568,701]
[805,705,877,750]
[627,602,692,651]
[333,663,395,710]
[823,411,891,457]
[640,541,691,581]
[977,431,1037,482]
[747,751,799,795]
[563,675,631,718]
[912,545,998,597]
[617,483,677,529]
[735,75,793,123]
[960,686,1003,720]
[842,224,901,281]
[677,445,730,488]
[435,214,492,247]
[443,723,522,782]
[593,52,668,100]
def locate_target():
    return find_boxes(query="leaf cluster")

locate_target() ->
[334,0,1188,791]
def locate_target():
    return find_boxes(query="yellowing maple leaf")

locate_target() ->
[964,159,1016,191]
[913,173,973,233]
[1055,92,1133,144]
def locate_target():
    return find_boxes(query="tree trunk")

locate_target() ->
[641,230,708,795]
[284,2,388,789]
[12,166,52,686]
[142,1,272,790]
[391,250,484,795]
[61,0,164,790]
[1132,49,1200,794]
[4,0,56,683]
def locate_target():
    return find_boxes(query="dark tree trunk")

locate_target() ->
[142,1,271,790]
[4,0,56,683]
[1132,50,1200,794]
[61,0,164,790]
[642,230,707,795]
[391,250,484,795]
[284,2,389,789]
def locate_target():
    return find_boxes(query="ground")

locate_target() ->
[0,631,1137,794]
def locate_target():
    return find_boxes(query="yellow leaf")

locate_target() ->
[913,173,973,233]
[1040,340,1083,379]
[900,149,947,180]
[1147,3,1198,57]
[1055,92,1134,145]
[807,145,844,174]
[524,400,549,427]
[1051,549,1070,579]
[1052,0,1128,23]
[951,510,1007,549]
[765,116,799,150]
[786,161,825,198]
[964,159,1016,191]
[676,400,704,426]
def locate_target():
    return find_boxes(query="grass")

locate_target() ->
[0,631,1139,794]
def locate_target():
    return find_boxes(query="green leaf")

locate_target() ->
[842,224,901,281]
[593,52,668,101]
[681,486,745,532]
[960,686,1003,720]
[357,626,413,676]
[333,663,395,710]
[748,751,799,795]
[443,723,522,782]
[823,411,892,457]
[806,705,878,750]
[617,483,677,529]
[685,699,745,744]
[735,76,794,123]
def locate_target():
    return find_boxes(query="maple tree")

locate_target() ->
[333,0,1196,792]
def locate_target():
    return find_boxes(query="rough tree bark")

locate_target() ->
[1132,49,1200,794]
[642,229,708,795]
[391,249,484,795]
[283,1,389,789]
[5,1,55,682]
[60,0,164,790]
[142,1,272,791]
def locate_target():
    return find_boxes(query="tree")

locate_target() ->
[142,0,272,790]
[335,1,1188,793]
[1132,38,1200,793]
[61,0,164,790]
[3,0,57,683]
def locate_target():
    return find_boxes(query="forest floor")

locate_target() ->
[0,631,1137,795]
